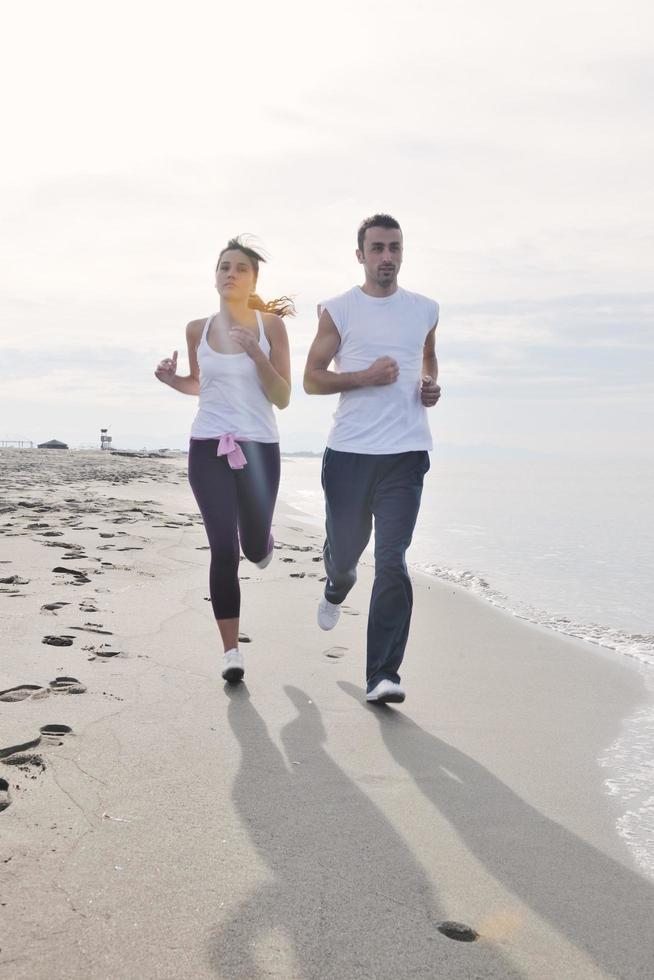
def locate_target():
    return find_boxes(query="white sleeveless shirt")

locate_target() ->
[190,310,279,443]
[321,286,439,454]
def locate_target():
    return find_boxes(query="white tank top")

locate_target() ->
[190,310,279,442]
[320,286,439,454]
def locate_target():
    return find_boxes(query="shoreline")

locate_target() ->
[278,460,654,883]
[279,454,654,673]
[1,449,652,978]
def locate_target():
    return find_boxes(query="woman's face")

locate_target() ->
[215,249,257,302]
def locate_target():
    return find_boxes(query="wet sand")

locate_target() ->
[0,448,652,979]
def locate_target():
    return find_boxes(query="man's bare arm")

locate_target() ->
[303,310,399,394]
[420,323,441,407]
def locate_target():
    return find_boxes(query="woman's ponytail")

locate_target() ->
[248,292,296,318]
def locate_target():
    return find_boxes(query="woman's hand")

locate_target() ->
[229,327,263,362]
[155,350,178,384]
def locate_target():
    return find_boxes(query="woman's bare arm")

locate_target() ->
[154,321,201,396]
[229,314,291,409]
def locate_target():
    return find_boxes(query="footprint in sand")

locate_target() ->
[0,735,41,761]
[2,753,46,779]
[0,726,73,812]
[69,624,113,636]
[41,541,81,551]
[42,635,75,647]
[290,572,306,579]
[0,684,45,703]
[85,644,124,660]
[41,601,71,613]
[342,606,360,616]
[1,678,87,700]
[40,724,73,738]
[323,646,348,660]
[49,677,86,695]
[52,566,91,585]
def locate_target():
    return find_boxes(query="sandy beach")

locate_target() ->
[1,448,652,980]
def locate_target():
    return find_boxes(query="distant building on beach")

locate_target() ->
[100,428,112,450]
[37,439,68,450]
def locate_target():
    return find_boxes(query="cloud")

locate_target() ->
[1,0,652,455]
[446,292,654,343]
[438,292,654,393]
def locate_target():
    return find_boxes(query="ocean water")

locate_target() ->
[279,449,654,878]
[280,451,654,657]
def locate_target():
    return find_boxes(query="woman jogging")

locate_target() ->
[155,237,293,683]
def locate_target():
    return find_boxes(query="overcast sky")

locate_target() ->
[2,0,652,455]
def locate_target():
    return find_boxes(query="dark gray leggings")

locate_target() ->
[188,439,280,619]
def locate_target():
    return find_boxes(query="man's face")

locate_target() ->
[357,227,403,286]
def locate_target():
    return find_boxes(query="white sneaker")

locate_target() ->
[366,679,406,704]
[221,648,244,683]
[255,548,274,570]
[318,596,341,631]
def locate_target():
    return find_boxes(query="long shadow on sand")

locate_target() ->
[338,682,654,980]
[208,685,523,980]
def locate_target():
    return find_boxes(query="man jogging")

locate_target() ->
[303,214,441,704]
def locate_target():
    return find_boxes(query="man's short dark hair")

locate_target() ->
[357,214,402,252]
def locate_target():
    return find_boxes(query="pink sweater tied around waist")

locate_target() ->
[216,433,247,470]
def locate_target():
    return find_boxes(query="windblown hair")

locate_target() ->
[357,214,402,252]
[216,236,296,318]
